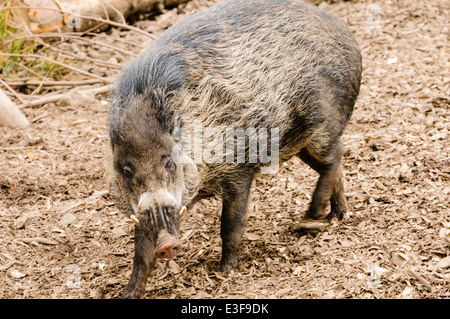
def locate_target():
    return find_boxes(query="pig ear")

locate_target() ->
[110,128,126,149]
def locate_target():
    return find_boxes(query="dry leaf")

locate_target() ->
[169,260,180,274]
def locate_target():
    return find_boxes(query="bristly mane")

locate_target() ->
[107,42,187,149]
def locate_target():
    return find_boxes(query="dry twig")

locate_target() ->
[0,78,25,104]
[407,269,433,292]
[0,53,112,82]
[5,79,103,87]
[16,237,58,245]
[18,33,139,57]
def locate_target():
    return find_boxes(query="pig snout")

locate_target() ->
[155,229,182,259]
[155,242,182,259]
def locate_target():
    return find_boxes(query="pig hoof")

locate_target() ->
[326,210,346,221]
[219,258,238,272]
[121,289,141,299]
[293,218,329,232]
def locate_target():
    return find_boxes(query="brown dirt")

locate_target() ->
[0,0,449,299]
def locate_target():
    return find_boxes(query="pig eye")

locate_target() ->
[122,166,133,179]
[165,159,175,172]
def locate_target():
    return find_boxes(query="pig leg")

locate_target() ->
[219,174,254,271]
[298,140,346,220]
[328,165,347,220]
[122,227,156,299]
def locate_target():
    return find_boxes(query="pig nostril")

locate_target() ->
[155,242,182,259]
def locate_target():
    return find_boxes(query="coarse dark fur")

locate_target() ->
[107,0,362,298]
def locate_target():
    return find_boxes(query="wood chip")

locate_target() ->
[59,212,77,226]
[15,214,29,229]
[245,233,260,241]
[293,219,329,231]
[391,252,410,268]
[16,237,58,245]
[10,269,27,278]
[0,260,16,271]
[407,269,433,292]
[436,256,450,269]
[0,0,448,299]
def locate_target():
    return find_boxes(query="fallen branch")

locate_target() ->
[16,33,139,57]
[14,31,145,49]
[5,79,104,87]
[19,84,112,108]
[21,31,125,69]
[0,52,112,82]
[2,2,168,37]
[43,44,123,70]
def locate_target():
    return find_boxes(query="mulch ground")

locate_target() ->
[0,0,448,298]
